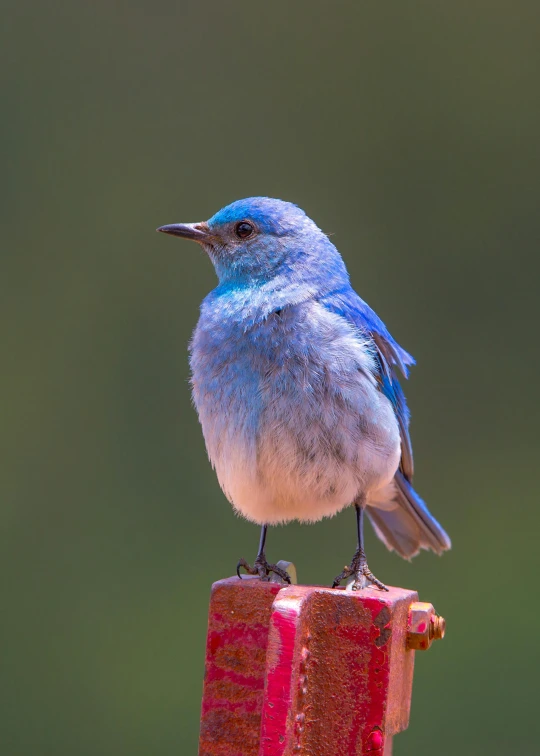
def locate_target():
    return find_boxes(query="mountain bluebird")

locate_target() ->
[157,197,450,590]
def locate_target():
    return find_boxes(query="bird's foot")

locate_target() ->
[332,548,389,591]
[237,553,291,584]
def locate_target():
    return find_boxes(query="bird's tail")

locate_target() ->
[366,470,451,560]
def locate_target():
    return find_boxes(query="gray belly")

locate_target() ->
[190,300,401,524]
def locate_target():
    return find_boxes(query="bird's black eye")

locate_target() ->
[234,221,254,239]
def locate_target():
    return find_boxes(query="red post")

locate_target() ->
[199,577,282,756]
[259,585,417,756]
[199,576,443,756]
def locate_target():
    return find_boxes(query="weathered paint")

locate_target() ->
[258,585,418,756]
[199,577,282,756]
[199,579,422,756]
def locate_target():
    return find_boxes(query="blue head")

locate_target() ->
[157,197,349,290]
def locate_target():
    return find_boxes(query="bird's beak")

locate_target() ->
[156,222,213,243]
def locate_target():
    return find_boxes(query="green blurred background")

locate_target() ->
[2,2,539,754]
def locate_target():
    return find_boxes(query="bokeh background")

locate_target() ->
[2,2,539,754]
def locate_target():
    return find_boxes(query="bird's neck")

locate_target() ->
[202,270,348,329]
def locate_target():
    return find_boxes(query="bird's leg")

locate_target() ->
[237,524,291,583]
[332,503,389,591]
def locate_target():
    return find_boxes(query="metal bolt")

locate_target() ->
[430,613,446,642]
[407,601,446,651]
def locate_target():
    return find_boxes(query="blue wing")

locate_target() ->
[319,287,451,557]
[319,287,415,481]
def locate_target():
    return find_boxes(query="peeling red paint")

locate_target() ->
[199,577,282,756]
[259,603,299,756]
[198,580,419,756]
[258,586,417,756]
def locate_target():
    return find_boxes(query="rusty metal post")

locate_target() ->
[198,577,444,756]
[199,576,283,756]
[259,585,417,755]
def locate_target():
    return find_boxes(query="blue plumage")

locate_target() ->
[158,197,450,588]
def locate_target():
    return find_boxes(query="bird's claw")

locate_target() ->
[332,550,388,591]
[236,557,257,578]
[237,555,291,584]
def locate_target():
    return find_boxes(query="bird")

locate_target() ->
[157,197,450,590]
